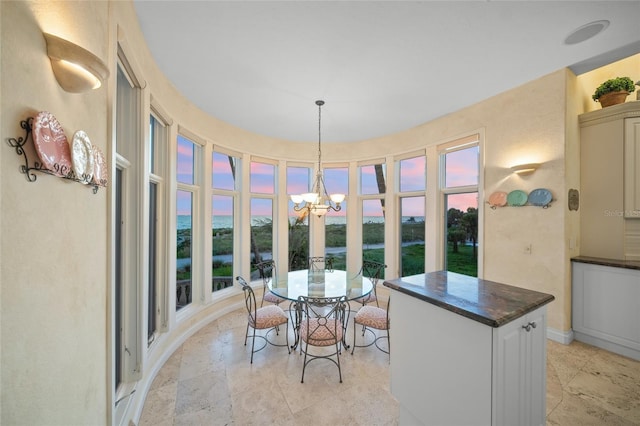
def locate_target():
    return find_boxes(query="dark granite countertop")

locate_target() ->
[383,271,555,328]
[571,256,640,271]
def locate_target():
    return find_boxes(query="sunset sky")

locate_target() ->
[179,136,478,216]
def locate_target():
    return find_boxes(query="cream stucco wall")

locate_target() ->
[2,1,638,424]
[1,1,110,424]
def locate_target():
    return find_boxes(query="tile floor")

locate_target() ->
[139,307,640,425]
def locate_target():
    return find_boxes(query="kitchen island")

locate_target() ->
[384,271,554,426]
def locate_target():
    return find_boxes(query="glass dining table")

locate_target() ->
[268,269,374,349]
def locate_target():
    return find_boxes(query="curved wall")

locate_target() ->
[3,1,638,424]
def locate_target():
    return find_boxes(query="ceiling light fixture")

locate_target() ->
[564,20,609,45]
[290,100,345,218]
[44,33,109,93]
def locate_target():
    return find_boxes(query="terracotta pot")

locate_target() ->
[597,91,629,108]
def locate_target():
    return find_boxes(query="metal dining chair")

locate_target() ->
[308,256,334,272]
[352,260,387,307]
[352,297,390,356]
[298,295,347,383]
[254,260,286,307]
[236,276,290,363]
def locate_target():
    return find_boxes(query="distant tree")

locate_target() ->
[448,226,466,253]
[461,207,478,259]
[447,208,465,253]
[447,207,463,228]
[375,164,386,217]
[288,213,309,271]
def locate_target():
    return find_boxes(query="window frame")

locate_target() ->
[175,129,204,315]
[395,150,427,277]
[211,148,240,296]
[438,135,482,277]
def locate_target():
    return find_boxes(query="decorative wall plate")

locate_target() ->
[91,146,108,187]
[32,111,72,177]
[488,191,508,207]
[507,189,528,206]
[528,188,552,206]
[71,131,95,183]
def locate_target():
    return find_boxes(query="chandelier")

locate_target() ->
[290,100,345,218]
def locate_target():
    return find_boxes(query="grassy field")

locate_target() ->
[179,222,476,279]
[446,243,477,277]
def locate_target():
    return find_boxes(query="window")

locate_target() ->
[287,166,311,271]
[114,167,123,389]
[211,151,238,292]
[398,155,426,276]
[441,139,479,277]
[114,60,143,399]
[324,167,348,269]
[250,160,276,269]
[360,163,386,265]
[176,135,200,310]
[147,111,168,344]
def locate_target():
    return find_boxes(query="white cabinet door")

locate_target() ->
[624,117,640,218]
[572,262,640,360]
[526,307,547,426]
[492,306,547,426]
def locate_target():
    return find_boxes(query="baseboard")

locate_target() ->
[546,327,574,345]
[573,331,640,361]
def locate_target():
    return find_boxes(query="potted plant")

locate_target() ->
[592,76,636,108]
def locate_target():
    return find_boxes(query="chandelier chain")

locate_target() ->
[317,100,323,171]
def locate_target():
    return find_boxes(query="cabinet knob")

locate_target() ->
[522,321,537,332]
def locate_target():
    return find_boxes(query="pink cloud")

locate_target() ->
[447,193,478,211]
[250,161,275,193]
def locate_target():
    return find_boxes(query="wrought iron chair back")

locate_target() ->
[238,275,258,326]
[308,256,334,272]
[354,260,387,307]
[298,295,347,383]
[236,275,290,363]
[254,260,285,307]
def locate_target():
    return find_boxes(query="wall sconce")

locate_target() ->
[510,163,540,175]
[44,33,109,93]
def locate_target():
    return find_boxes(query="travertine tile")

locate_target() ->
[139,308,640,426]
[566,352,640,423]
[138,382,177,426]
[230,377,295,425]
[174,404,233,426]
[175,371,230,416]
[149,345,183,391]
[546,391,636,426]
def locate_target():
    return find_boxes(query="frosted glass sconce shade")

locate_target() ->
[44,33,109,93]
[511,163,540,175]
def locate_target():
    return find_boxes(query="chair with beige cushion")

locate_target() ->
[254,260,286,307]
[298,295,347,383]
[352,260,387,307]
[236,276,290,363]
[351,298,390,355]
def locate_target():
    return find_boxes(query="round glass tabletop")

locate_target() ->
[269,269,373,301]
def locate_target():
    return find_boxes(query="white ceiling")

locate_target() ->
[133,1,640,143]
